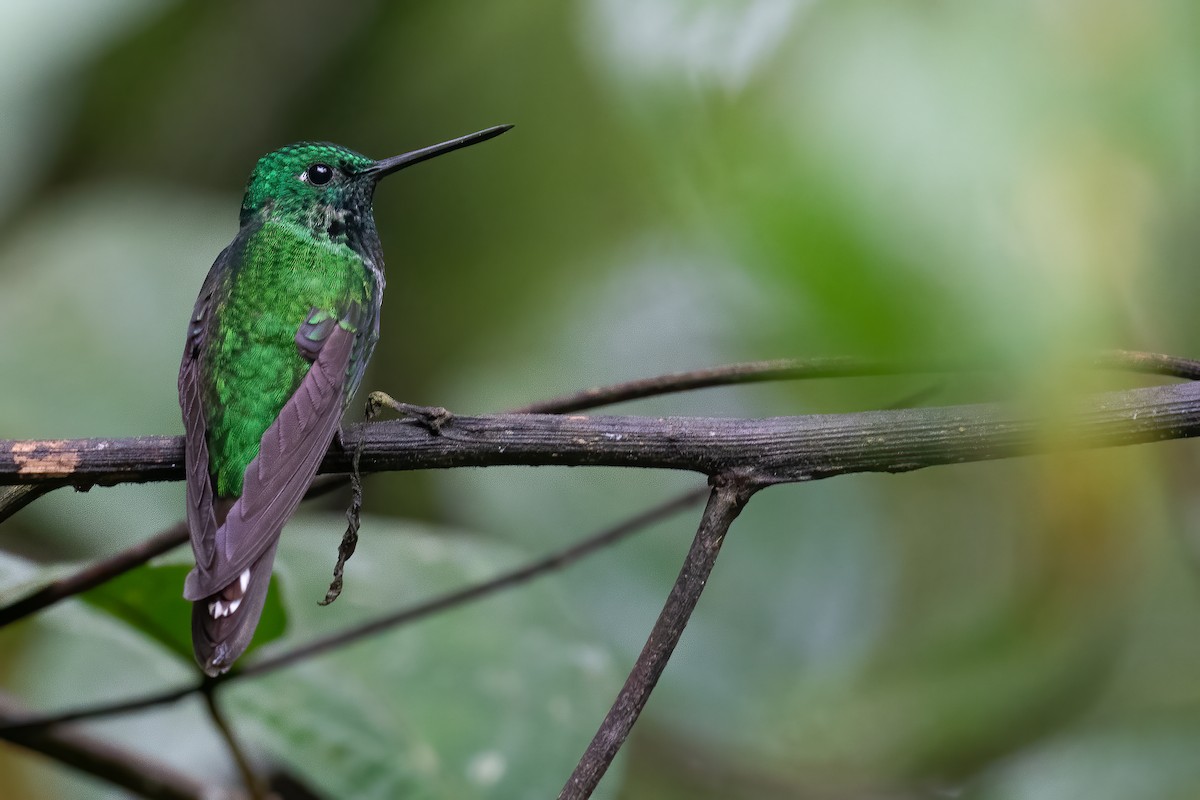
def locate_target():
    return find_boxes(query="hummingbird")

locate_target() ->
[179,124,512,676]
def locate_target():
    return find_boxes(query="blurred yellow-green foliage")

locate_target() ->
[1,1,1199,798]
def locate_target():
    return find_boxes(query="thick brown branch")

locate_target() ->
[559,475,753,799]
[5,380,1200,488]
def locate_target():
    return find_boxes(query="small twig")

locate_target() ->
[558,474,755,799]
[0,522,189,628]
[202,689,268,800]
[0,476,358,629]
[233,485,710,681]
[512,357,937,413]
[1089,349,1200,380]
[0,691,221,800]
[0,683,200,735]
[0,487,709,731]
[512,350,1200,414]
[0,483,58,523]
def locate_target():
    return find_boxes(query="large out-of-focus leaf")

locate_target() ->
[80,563,286,665]
[966,717,1200,800]
[226,515,622,799]
[0,186,230,563]
[2,514,622,799]
[0,0,161,218]
[0,553,75,608]
[582,0,811,92]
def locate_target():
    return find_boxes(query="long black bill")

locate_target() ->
[366,124,513,180]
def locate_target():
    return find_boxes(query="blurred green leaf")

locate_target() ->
[226,515,622,799]
[967,716,1200,800]
[80,563,286,666]
[1,514,623,799]
[0,554,72,607]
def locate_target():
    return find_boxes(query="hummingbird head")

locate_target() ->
[239,142,374,229]
[238,126,514,238]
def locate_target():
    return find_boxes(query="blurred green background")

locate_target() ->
[1,0,1199,798]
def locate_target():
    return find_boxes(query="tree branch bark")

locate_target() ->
[4,380,1199,488]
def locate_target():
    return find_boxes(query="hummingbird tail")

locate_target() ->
[191,539,281,677]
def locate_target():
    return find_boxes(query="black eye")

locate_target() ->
[304,163,334,185]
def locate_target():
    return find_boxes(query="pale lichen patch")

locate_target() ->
[11,441,81,476]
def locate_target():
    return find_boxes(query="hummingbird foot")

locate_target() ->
[365,391,453,434]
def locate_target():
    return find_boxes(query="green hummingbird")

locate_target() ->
[179,124,512,676]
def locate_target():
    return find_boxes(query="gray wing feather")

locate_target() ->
[187,314,355,676]
[191,539,280,676]
[183,320,354,600]
[178,248,227,577]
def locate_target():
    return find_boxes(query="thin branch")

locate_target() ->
[231,484,710,682]
[0,486,709,732]
[0,477,356,629]
[0,683,200,735]
[0,691,223,800]
[0,483,59,523]
[1088,349,1200,379]
[0,522,188,627]
[559,475,753,799]
[511,350,1200,414]
[202,690,267,800]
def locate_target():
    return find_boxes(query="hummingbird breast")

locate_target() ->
[202,218,381,497]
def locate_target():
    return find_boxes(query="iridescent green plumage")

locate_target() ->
[205,206,377,495]
[180,126,511,675]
